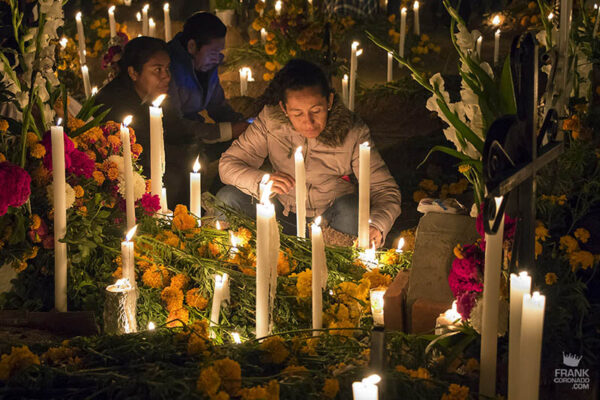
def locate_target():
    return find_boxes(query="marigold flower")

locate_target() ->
[289,49,296,56]
[0,119,8,132]
[170,274,189,290]
[574,228,590,244]
[213,358,242,396]
[387,14,396,23]
[107,167,119,180]
[379,249,399,265]
[73,185,84,198]
[161,286,184,312]
[197,366,221,396]
[142,265,170,288]
[545,272,558,285]
[0,153,5,162]
[239,380,279,400]
[260,336,289,364]
[277,248,296,275]
[31,214,41,230]
[322,378,339,399]
[92,170,105,185]
[131,143,142,156]
[0,345,40,381]
[569,250,595,271]
[292,269,312,298]
[535,221,549,241]
[265,43,277,55]
[265,61,276,71]
[559,235,579,254]
[251,19,262,31]
[173,204,197,230]
[362,268,392,289]
[266,32,275,41]
[166,307,189,327]
[249,38,258,45]
[68,118,85,132]
[186,288,209,309]
[441,383,469,400]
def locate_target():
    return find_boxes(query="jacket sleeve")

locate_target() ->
[218,110,269,198]
[350,124,402,240]
[206,75,244,123]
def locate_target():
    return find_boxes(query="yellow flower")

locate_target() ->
[362,268,392,289]
[170,274,189,290]
[249,38,258,45]
[186,288,209,309]
[569,250,595,271]
[213,358,242,396]
[458,164,471,173]
[535,221,549,242]
[26,131,39,147]
[559,235,579,254]
[31,214,41,230]
[441,384,469,400]
[266,32,275,41]
[412,190,428,203]
[92,170,105,185]
[574,228,590,244]
[29,143,46,159]
[265,43,277,55]
[142,265,170,288]
[0,119,8,132]
[187,320,209,355]
[166,308,189,327]
[255,2,265,12]
[260,336,289,364]
[322,378,339,399]
[239,380,279,400]
[68,118,85,132]
[453,244,464,259]
[41,344,80,366]
[161,286,184,312]
[421,33,430,42]
[535,240,543,258]
[277,248,296,275]
[265,61,276,71]
[387,14,396,23]
[292,269,312,298]
[545,272,558,285]
[251,19,263,31]
[173,205,197,230]
[0,346,40,381]
[396,365,431,379]
[73,185,84,198]
[289,49,296,56]
[263,72,275,81]
[107,167,119,180]
[418,179,438,193]
[379,249,399,265]
[197,366,221,396]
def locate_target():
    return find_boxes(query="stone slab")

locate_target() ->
[383,270,410,331]
[410,298,452,334]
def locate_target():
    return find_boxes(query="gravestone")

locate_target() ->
[406,212,480,333]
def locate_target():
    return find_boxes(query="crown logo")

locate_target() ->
[562,352,583,367]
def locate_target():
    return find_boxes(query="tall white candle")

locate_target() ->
[136,11,142,34]
[75,12,86,64]
[275,0,282,15]
[210,273,229,328]
[51,120,67,312]
[142,4,149,36]
[160,187,168,214]
[494,29,501,65]
[239,68,248,96]
[559,0,572,92]
[386,52,393,82]
[108,6,117,38]
[413,1,420,36]
[148,17,156,37]
[190,156,201,225]
[81,65,91,98]
[259,174,271,200]
[358,142,371,248]
[121,115,135,230]
[342,74,349,107]
[594,4,600,37]
[518,292,546,400]
[311,216,326,335]
[508,271,531,400]
[399,7,407,59]
[349,42,362,112]
[476,35,482,58]
[479,197,505,398]
[294,146,306,238]
[163,3,172,41]
[260,28,267,43]
[149,94,166,201]
[352,374,380,400]
[121,225,137,283]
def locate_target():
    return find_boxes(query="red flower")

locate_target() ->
[138,193,160,216]
[0,162,31,216]
[456,291,478,319]
[42,131,75,171]
[68,150,95,178]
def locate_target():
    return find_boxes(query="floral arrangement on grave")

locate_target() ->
[369,0,519,207]
[231,0,353,81]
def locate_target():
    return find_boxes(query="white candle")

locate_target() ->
[239,68,248,96]
[311,216,326,335]
[349,42,362,111]
[255,181,280,339]
[259,173,271,200]
[479,197,505,398]
[160,187,168,214]
[294,146,306,238]
[352,374,380,400]
[494,29,501,65]
[396,237,405,253]
[275,0,282,15]
[136,11,142,33]
[413,1,420,36]
[142,4,149,35]
[593,4,600,37]
[190,156,201,225]
[559,0,572,92]
[149,94,166,201]
[435,300,462,335]
[359,242,377,269]
[358,141,370,248]
[163,3,172,41]
[399,7,407,59]
[75,12,86,64]
[148,17,156,37]
[121,115,135,230]
[51,119,67,312]
[231,332,242,343]
[370,288,386,326]
[81,65,91,98]
[121,225,137,284]
[508,271,532,400]
[210,273,229,328]
[386,52,393,82]
[260,28,267,43]
[476,35,482,58]
[342,74,349,107]
[518,292,546,400]
[108,6,117,38]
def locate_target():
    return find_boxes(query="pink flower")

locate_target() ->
[476,203,517,249]
[456,291,478,319]
[138,193,160,216]
[68,150,95,178]
[42,131,75,171]
[0,162,31,216]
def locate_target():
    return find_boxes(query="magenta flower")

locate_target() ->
[42,131,75,171]
[68,150,95,178]
[456,291,478,319]
[0,162,32,216]
[138,193,160,216]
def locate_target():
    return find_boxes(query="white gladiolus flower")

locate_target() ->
[469,298,509,337]
[47,183,76,210]
[455,23,476,52]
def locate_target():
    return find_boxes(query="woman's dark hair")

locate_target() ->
[180,12,227,48]
[258,59,331,107]
[117,36,169,76]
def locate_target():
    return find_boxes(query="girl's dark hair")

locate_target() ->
[257,59,331,107]
[117,36,169,76]
[180,12,227,48]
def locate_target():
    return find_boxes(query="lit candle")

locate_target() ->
[259,0,265,16]
[163,3,172,41]
[413,1,420,36]
[359,242,377,268]
[399,7,407,59]
[476,35,482,58]
[435,300,462,335]
[148,17,156,37]
[479,197,505,398]
[396,237,405,253]
[81,65,91,98]
[121,115,135,230]
[256,181,280,339]
[494,29,501,65]
[190,156,201,225]
[386,51,393,82]
[160,187,168,214]
[231,332,242,343]
[229,230,240,257]
[149,94,166,202]
[352,374,380,400]
[239,68,248,96]
[342,74,349,107]
[259,173,271,200]
[294,146,306,238]
[108,6,117,38]
[275,0,282,15]
[121,225,137,284]
[594,4,600,37]
[349,42,362,111]
[210,273,230,329]
[370,288,386,326]
[59,37,67,49]
[260,28,267,43]
[51,118,67,312]
[358,141,370,248]
[148,321,156,330]
[311,216,326,335]
[508,271,531,400]
[75,12,86,64]
[142,4,149,35]
[91,86,98,96]
[518,292,546,400]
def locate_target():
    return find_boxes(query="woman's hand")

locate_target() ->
[369,226,383,248]
[269,172,295,195]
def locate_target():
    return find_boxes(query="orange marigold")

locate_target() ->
[186,288,209,309]
[166,308,189,327]
[170,274,189,290]
[30,143,46,159]
[142,265,170,288]
[161,286,184,312]
[173,205,197,230]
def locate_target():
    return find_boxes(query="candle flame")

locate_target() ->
[260,174,270,185]
[295,146,303,157]
[149,17,155,27]
[123,115,133,127]
[81,64,88,73]
[109,5,115,13]
[231,332,242,344]
[148,321,156,330]
[396,237,405,253]
[356,49,363,57]
[126,225,138,242]
[136,12,141,21]
[193,156,201,173]
[275,0,282,11]
[496,28,501,35]
[401,6,407,13]
[59,37,68,48]
[240,67,254,82]
[163,3,169,11]
[361,141,369,147]
[492,14,501,26]
[56,117,63,126]
[152,94,166,107]
[91,86,98,95]
[519,271,529,279]
[215,273,228,289]
[477,35,482,43]
[314,216,322,227]
[548,12,554,20]
[352,41,359,49]
[216,221,221,230]
[343,74,348,82]
[260,180,273,204]
[413,1,419,10]
[363,374,381,385]
[143,4,149,12]
[76,11,82,20]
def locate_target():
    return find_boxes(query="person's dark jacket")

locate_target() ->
[94,74,201,209]
[167,32,244,143]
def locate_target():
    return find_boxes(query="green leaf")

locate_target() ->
[71,108,110,137]
[417,144,481,170]
[498,55,517,115]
